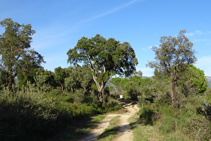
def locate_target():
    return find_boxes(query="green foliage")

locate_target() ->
[148,29,197,108]
[137,69,211,140]
[177,65,208,95]
[156,105,211,140]
[64,66,80,92]
[139,107,155,125]
[0,87,58,140]
[67,34,138,104]
[17,68,37,87]
[110,75,154,101]
[0,69,9,89]
[55,66,68,91]
[34,71,51,93]
[0,18,45,89]
[0,81,122,140]
[17,66,56,89]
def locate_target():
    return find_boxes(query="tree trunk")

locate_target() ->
[171,79,179,108]
[61,84,64,91]
[114,86,119,97]
[8,74,14,90]
[98,91,104,107]
[70,87,73,93]
[84,87,87,99]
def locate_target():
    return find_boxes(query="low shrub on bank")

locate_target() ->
[0,86,121,140]
[136,86,211,140]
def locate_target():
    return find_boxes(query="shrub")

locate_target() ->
[156,105,211,140]
[0,91,59,140]
[0,82,122,140]
[139,106,155,125]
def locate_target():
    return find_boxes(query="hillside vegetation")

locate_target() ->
[0,18,211,140]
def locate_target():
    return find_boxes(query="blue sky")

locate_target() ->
[1,0,211,76]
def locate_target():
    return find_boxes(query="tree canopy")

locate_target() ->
[0,18,45,89]
[67,34,138,106]
[177,65,208,95]
[148,29,197,108]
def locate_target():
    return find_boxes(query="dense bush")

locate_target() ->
[0,91,59,140]
[139,106,154,125]
[137,85,211,140]
[135,68,211,140]
[0,83,121,140]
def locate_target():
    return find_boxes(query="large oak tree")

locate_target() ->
[67,34,138,106]
[0,18,45,90]
[148,30,196,108]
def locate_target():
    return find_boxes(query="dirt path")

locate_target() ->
[77,103,139,141]
[113,104,139,141]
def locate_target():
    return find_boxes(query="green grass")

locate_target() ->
[97,116,120,141]
[52,114,106,141]
[129,112,164,141]
[128,108,193,141]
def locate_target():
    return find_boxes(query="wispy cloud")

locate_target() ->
[185,30,203,36]
[31,24,79,51]
[79,0,142,24]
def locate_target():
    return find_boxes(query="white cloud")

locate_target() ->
[79,0,142,24]
[195,56,211,76]
[185,30,202,36]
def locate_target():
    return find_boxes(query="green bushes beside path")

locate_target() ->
[0,86,121,140]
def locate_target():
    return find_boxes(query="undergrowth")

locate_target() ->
[0,83,121,140]
[136,88,211,140]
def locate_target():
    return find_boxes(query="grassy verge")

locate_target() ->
[129,112,163,141]
[97,116,120,141]
[52,114,106,141]
[129,109,191,141]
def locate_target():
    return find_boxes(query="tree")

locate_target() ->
[0,69,9,89]
[54,67,68,91]
[67,34,138,106]
[64,66,79,92]
[148,30,196,108]
[75,65,94,97]
[177,65,208,95]
[110,77,122,95]
[0,18,45,90]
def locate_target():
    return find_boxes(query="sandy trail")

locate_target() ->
[113,105,139,141]
[77,103,139,141]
